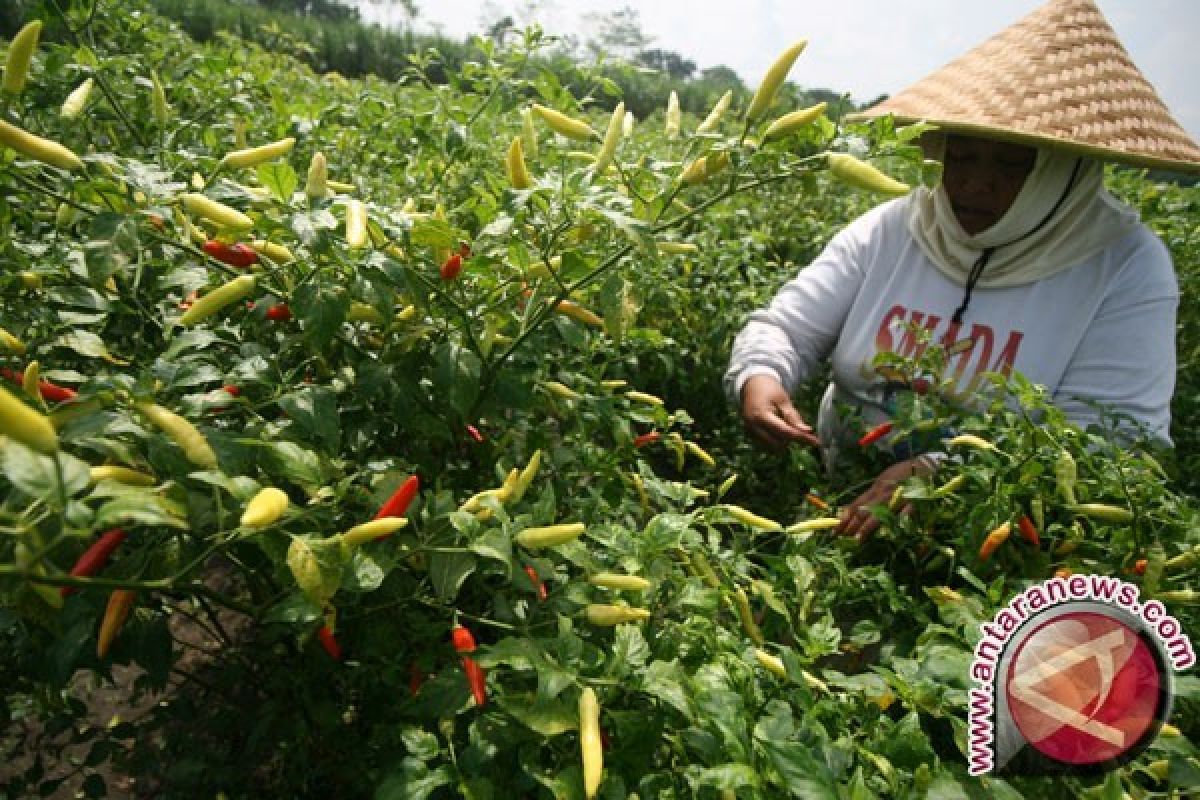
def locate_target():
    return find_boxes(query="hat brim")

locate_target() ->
[844,111,1200,176]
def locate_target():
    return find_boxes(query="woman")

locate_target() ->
[724,0,1200,540]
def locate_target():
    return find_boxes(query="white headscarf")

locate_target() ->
[908,140,1141,289]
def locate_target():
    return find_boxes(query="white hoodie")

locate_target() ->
[725,196,1178,454]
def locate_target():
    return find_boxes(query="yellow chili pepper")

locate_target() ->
[241,487,290,529]
[579,688,603,799]
[762,102,828,141]
[136,402,217,468]
[531,104,598,141]
[827,153,910,196]
[3,20,42,93]
[746,40,808,122]
[0,119,84,171]
[219,137,295,170]
[515,523,586,549]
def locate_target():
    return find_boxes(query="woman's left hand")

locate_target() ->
[837,457,938,541]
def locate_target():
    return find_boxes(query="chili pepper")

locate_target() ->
[317,624,342,661]
[804,493,830,511]
[827,153,910,196]
[506,136,534,189]
[150,70,170,124]
[0,118,83,171]
[179,275,256,327]
[451,625,477,653]
[680,152,730,186]
[927,586,963,604]
[1031,496,1045,531]
[1,367,77,404]
[1017,515,1040,547]
[585,604,651,626]
[408,661,424,696]
[136,402,217,468]
[579,687,603,798]
[731,587,766,645]
[684,441,716,467]
[1154,589,1199,604]
[633,431,660,448]
[1132,559,1148,576]
[723,504,783,532]
[858,421,894,447]
[265,303,292,322]
[465,424,484,443]
[440,252,463,281]
[716,474,738,498]
[62,529,128,597]
[592,101,625,174]
[588,573,651,592]
[762,102,828,141]
[542,381,581,401]
[249,240,293,263]
[341,518,408,547]
[1054,567,1074,579]
[624,390,664,407]
[97,590,136,658]
[3,20,42,93]
[305,151,328,199]
[219,137,295,170]
[203,240,260,268]
[696,91,732,134]
[0,327,25,355]
[1067,503,1134,524]
[181,193,253,230]
[979,522,1012,562]
[374,474,420,523]
[0,385,57,454]
[946,433,997,451]
[21,361,40,402]
[516,523,586,549]
[451,626,487,705]
[657,241,699,255]
[1055,450,1077,505]
[524,565,548,601]
[664,90,681,139]
[554,300,604,327]
[1165,544,1200,572]
[344,199,368,249]
[755,648,788,679]
[746,39,808,121]
[509,450,542,504]
[61,77,94,119]
[531,104,598,141]
[90,466,155,486]
[241,487,289,529]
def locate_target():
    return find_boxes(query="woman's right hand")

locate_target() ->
[739,374,821,450]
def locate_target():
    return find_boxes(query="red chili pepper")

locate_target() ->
[440,253,463,281]
[203,240,259,268]
[409,661,424,696]
[373,475,420,522]
[465,424,484,443]
[858,421,893,448]
[1017,515,1040,547]
[317,624,343,661]
[805,493,830,511]
[1133,558,1148,576]
[222,384,240,397]
[524,565,547,601]
[265,303,292,322]
[462,656,487,706]
[633,431,661,448]
[451,625,477,653]
[62,529,128,597]
[1,368,77,403]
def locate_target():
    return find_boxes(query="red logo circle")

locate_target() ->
[1005,611,1162,766]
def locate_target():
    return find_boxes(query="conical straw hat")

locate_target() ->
[846,0,1200,174]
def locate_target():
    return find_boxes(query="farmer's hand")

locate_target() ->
[740,374,821,450]
[838,457,937,542]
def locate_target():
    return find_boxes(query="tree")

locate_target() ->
[635,48,695,81]
[581,5,652,62]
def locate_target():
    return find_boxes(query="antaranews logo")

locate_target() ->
[967,574,1194,776]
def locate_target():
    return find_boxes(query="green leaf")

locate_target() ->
[686,764,760,791]
[410,216,457,249]
[399,726,441,761]
[757,737,838,799]
[291,208,338,246]
[611,624,650,672]
[257,162,298,201]
[374,760,453,800]
[53,330,127,363]
[2,445,90,501]
[429,551,475,602]
[261,441,326,493]
[431,342,481,419]
[640,660,691,719]
[294,283,349,348]
[469,529,511,567]
[94,493,189,530]
[497,694,577,736]
[344,552,385,592]
[276,387,341,452]
[925,772,970,800]
[263,592,322,626]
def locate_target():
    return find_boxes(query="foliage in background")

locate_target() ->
[0,1,1197,798]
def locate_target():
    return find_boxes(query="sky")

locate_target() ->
[352,0,1200,142]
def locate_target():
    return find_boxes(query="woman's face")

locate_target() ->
[941,135,1038,234]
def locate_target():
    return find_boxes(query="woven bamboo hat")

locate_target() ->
[846,0,1200,174]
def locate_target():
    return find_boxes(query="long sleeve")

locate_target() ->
[1051,234,1178,447]
[724,216,873,404]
